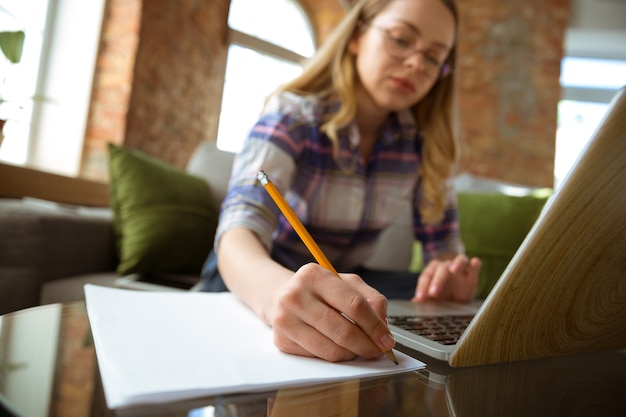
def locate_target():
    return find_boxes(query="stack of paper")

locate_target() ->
[84,285,425,409]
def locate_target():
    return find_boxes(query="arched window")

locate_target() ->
[216,0,315,153]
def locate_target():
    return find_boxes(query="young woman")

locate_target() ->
[202,0,481,362]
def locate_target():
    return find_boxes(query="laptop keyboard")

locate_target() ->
[388,315,473,345]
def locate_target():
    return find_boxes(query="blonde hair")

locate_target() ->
[272,0,460,225]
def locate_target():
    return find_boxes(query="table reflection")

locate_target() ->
[444,349,626,416]
[0,303,99,417]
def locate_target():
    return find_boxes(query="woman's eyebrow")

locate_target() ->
[390,19,452,51]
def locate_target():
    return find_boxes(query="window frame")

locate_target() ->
[554,55,626,187]
[0,0,105,177]
[228,28,308,65]
[216,0,315,153]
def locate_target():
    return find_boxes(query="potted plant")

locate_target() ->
[0,30,25,148]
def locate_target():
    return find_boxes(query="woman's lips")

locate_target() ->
[390,77,416,94]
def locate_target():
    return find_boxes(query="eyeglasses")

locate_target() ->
[373,26,452,79]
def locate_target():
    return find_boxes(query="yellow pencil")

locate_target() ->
[256,170,398,365]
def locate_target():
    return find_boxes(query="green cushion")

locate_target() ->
[457,189,551,298]
[108,143,218,275]
[409,241,423,274]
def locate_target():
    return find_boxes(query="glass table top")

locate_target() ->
[1,302,625,417]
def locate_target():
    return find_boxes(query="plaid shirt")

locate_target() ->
[215,92,464,272]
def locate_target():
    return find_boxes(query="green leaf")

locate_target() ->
[0,31,25,64]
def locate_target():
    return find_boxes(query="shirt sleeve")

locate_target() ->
[213,112,301,252]
[413,182,465,263]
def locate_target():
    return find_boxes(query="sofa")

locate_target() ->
[0,142,551,315]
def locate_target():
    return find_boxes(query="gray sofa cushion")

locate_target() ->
[39,273,120,305]
[185,142,236,210]
[0,199,117,314]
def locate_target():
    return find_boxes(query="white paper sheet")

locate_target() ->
[84,285,425,409]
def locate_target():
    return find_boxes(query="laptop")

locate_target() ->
[387,86,626,367]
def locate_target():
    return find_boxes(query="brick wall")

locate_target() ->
[81,0,570,188]
[456,0,570,186]
[81,0,229,179]
[122,0,230,170]
[80,0,141,180]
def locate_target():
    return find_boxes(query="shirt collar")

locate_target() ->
[346,108,418,149]
[384,108,418,145]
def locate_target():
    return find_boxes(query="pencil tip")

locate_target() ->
[385,350,398,365]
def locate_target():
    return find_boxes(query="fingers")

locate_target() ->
[413,260,438,301]
[340,273,389,321]
[449,254,469,274]
[413,255,482,303]
[469,256,482,273]
[333,273,395,354]
[273,302,359,362]
[464,257,482,296]
[271,264,392,362]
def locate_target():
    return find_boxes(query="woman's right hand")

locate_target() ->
[218,229,394,362]
[270,263,395,362]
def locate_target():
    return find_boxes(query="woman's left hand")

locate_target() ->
[412,254,481,303]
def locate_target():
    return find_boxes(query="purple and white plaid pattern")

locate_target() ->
[215,92,463,272]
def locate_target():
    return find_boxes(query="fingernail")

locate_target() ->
[380,333,396,351]
[428,285,439,296]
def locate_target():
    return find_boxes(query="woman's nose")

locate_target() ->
[404,51,427,71]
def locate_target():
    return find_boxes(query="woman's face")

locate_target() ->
[349,0,456,116]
